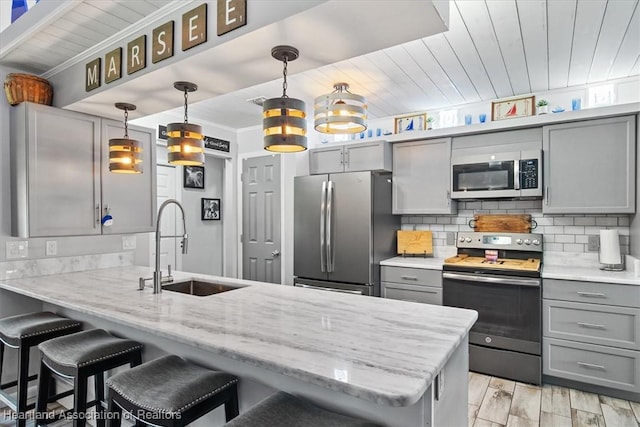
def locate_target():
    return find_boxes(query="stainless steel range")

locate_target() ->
[442,232,543,385]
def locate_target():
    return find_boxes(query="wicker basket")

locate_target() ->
[4,73,53,106]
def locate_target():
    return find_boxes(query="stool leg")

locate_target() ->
[35,360,52,424]
[94,372,105,427]
[106,390,121,427]
[16,344,30,427]
[73,373,88,427]
[0,341,4,387]
[224,384,239,421]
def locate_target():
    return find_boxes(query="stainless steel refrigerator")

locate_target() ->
[294,171,399,296]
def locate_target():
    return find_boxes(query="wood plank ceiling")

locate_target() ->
[1,0,639,129]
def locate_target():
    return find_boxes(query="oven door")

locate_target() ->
[442,271,541,355]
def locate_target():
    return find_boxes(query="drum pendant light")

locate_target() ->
[109,103,142,174]
[263,45,307,153]
[314,82,367,134]
[166,82,204,165]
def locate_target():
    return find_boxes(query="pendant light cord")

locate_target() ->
[183,89,189,124]
[123,108,129,138]
[282,56,288,98]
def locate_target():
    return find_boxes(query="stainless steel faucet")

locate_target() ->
[139,199,188,294]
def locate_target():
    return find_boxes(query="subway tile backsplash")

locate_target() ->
[401,200,630,254]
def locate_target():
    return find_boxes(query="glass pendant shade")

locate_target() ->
[314,83,367,134]
[167,81,204,165]
[109,103,142,174]
[263,45,307,153]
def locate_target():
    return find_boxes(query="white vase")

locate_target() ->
[538,105,548,114]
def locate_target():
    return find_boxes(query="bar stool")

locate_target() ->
[225,391,382,427]
[0,312,82,427]
[106,354,239,426]
[35,329,143,427]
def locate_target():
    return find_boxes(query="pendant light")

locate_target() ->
[314,82,367,134]
[166,82,204,165]
[263,45,307,153]
[109,103,142,174]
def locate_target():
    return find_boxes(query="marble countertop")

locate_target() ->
[380,256,450,270]
[542,265,640,285]
[0,266,477,407]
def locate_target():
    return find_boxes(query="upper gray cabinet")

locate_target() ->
[392,138,456,215]
[308,140,392,174]
[11,102,156,238]
[542,115,636,214]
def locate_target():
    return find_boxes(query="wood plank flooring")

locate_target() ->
[469,372,640,427]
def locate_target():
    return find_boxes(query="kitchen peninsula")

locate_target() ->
[0,266,477,426]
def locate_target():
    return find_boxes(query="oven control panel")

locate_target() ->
[456,232,543,251]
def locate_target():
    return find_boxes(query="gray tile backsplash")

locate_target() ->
[401,200,630,254]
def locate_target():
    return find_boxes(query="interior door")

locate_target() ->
[242,155,281,283]
[151,164,178,271]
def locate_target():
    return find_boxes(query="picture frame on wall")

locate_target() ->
[201,198,220,220]
[491,95,535,121]
[394,113,427,134]
[183,165,204,189]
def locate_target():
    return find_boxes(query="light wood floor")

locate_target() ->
[469,372,640,427]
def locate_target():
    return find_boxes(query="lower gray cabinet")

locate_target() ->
[543,278,640,395]
[381,266,442,305]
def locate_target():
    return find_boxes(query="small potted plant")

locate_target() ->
[536,99,549,114]
[426,116,434,130]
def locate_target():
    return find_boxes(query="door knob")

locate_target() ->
[272,250,280,257]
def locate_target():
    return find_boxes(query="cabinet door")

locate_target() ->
[308,146,344,174]
[543,116,636,213]
[382,281,442,305]
[12,103,101,237]
[392,138,456,214]
[101,120,157,234]
[344,140,391,172]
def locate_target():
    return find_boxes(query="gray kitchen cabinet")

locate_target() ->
[381,266,442,305]
[543,278,640,396]
[11,102,156,238]
[308,140,391,174]
[392,138,456,214]
[542,115,636,214]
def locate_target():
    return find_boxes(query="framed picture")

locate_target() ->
[491,95,535,121]
[395,113,427,134]
[201,198,220,220]
[184,165,204,189]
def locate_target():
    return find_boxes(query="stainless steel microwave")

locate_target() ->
[451,150,542,199]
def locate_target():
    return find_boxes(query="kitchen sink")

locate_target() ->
[162,280,241,297]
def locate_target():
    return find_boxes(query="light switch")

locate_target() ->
[6,241,28,259]
[46,240,57,256]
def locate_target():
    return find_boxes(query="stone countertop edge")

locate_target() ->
[0,266,478,407]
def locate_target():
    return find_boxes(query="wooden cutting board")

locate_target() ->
[473,214,532,232]
[397,230,433,255]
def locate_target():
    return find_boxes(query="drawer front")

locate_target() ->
[544,278,640,308]
[381,282,442,305]
[544,300,640,350]
[544,337,640,392]
[381,266,442,287]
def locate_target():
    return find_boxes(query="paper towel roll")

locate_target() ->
[599,229,622,265]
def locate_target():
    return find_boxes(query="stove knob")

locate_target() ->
[465,237,472,243]
[524,239,532,245]
[516,239,523,245]
[533,239,541,246]
[459,236,466,243]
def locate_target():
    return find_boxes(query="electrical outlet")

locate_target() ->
[122,236,137,250]
[588,235,600,252]
[6,241,28,259]
[45,240,57,256]
[446,232,456,246]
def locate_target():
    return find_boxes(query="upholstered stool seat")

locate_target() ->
[225,391,382,427]
[106,354,239,426]
[35,329,143,427]
[0,312,81,427]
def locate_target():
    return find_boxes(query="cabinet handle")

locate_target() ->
[545,186,549,205]
[576,291,606,298]
[577,361,606,371]
[401,275,418,280]
[446,190,451,206]
[95,204,101,224]
[577,322,606,330]
[340,151,344,165]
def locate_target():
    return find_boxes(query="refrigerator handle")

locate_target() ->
[326,180,335,272]
[320,181,327,273]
